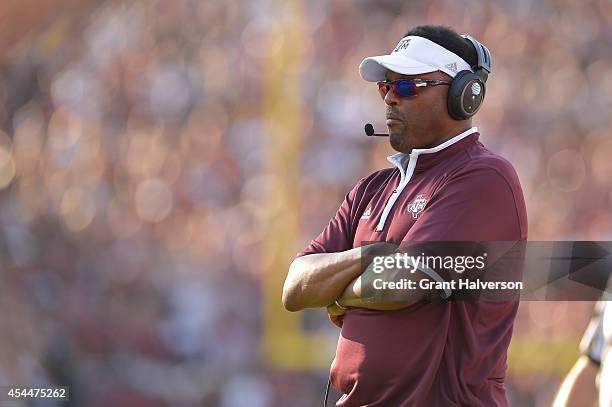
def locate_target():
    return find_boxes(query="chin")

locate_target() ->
[389,133,408,152]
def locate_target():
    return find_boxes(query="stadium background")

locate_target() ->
[0,0,610,405]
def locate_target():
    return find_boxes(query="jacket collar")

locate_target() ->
[387,127,479,179]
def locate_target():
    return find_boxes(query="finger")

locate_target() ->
[327,304,346,317]
[328,313,344,328]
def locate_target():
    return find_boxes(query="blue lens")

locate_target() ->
[394,80,416,97]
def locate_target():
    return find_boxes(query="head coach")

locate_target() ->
[282,25,528,406]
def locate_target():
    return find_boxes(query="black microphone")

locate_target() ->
[364,123,389,137]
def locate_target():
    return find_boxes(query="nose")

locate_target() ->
[384,87,399,106]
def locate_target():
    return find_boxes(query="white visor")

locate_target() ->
[359,36,472,82]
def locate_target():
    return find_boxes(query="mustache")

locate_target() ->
[386,107,402,119]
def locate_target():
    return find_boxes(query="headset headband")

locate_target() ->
[461,34,492,82]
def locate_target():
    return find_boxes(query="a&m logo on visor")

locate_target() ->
[393,38,411,52]
[407,195,429,219]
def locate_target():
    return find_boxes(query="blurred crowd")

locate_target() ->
[0,0,610,406]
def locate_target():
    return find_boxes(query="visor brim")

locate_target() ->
[359,54,439,82]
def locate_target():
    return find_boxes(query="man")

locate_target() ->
[282,25,527,406]
[553,300,612,407]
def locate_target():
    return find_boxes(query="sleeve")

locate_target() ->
[295,178,364,258]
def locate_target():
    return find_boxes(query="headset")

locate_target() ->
[447,35,492,121]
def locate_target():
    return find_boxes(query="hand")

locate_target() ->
[338,273,416,311]
[338,276,361,306]
[326,302,347,328]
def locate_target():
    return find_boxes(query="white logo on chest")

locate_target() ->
[360,207,372,220]
[407,195,428,219]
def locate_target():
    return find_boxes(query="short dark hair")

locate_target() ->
[403,25,477,68]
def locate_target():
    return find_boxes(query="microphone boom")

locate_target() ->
[364,123,389,137]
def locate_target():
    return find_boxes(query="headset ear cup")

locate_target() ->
[447,71,472,120]
[447,71,486,120]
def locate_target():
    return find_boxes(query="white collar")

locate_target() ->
[387,126,478,180]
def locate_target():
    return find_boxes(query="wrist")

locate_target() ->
[338,276,361,306]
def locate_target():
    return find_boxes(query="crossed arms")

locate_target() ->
[281,242,429,317]
[282,167,524,321]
